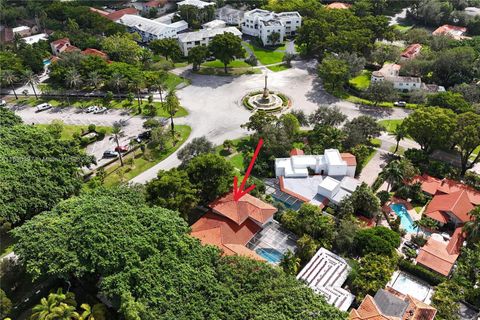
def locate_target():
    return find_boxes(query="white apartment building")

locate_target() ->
[177,26,241,56]
[297,247,354,311]
[242,9,301,46]
[216,5,245,26]
[117,14,187,42]
[178,0,214,9]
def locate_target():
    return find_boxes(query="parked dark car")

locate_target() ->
[103,150,119,158]
[136,130,151,142]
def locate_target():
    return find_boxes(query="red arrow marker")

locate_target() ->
[233,138,264,201]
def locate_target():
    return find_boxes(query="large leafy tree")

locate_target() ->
[343,115,383,149]
[0,110,93,225]
[149,38,182,61]
[145,169,199,219]
[402,107,457,153]
[427,91,472,114]
[351,253,397,300]
[188,45,209,71]
[309,105,347,127]
[454,112,480,176]
[432,46,478,87]
[317,55,350,92]
[364,81,397,106]
[353,226,401,256]
[101,34,142,64]
[208,32,245,74]
[186,153,235,203]
[13,188,346,320]
[177,136,214,165]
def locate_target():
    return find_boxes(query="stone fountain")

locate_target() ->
[245,72,285,111]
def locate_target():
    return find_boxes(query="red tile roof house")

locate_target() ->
[50,38,80,56]
[400,43,422,60]
[432,24,470,40]
[81,48,109,61]
[190,192,277,261]
[415,227,465,276]
[106,8,139,21]
[411,174,479,227]
[326,2,352,9]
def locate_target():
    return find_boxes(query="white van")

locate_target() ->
[35,103,52,112]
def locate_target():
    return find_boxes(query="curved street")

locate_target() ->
[7,60,413,184]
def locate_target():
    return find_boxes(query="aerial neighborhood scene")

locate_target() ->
[2,0,480,318]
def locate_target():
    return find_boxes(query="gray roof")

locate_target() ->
[178,0,214,8]
[118,14,174,36]
[373,289,409,318]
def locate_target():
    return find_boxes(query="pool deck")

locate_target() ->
[387,270,434,304]
[386,197,422,221]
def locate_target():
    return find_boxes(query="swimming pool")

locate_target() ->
[256,248,284,264]
[390,203,418,233]
[43,59,51,66]
[391,271,432,302]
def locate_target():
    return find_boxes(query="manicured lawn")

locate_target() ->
[379,119,404,133]
[36,123,113,140]
[137,101,189,118]
[267,64,289,72]
[370,138,381,148]
[201,59,251,68]
[349,70,371,91]
[229,153,246,172]
[103,125,191,186]
[196,67,261,76]
[394,24,413,33]
[362,148,377,167]
[164,72,187,90]
[244,42,285,65]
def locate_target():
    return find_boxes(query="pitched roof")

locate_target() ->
[401,43,422,59]
[106,8,139,21]
[374,290,409,318]
[89,7,109,16]
[64,45,80,53]
[412,174,480,205]
[384,287,437,320]
[341,152,357,166]
[81,48,108,59]
[190,211,264,260]
[209,192,277,225]
[145,0,168,7]
[349,295,400,320]
[326,2,352,9]
[433,24,467,35]
[424,190,474,223]
[51,37,70,46]
[416,237,459,276]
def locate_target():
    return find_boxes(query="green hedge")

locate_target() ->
[398,259,445,285]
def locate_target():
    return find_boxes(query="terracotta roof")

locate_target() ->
[89,7,109,16]
[81,48,108,59]
[424,190,474,223]
[209,192,277,225]
[349,295,400,320]
[412,174,480,205]
[326,2,352,9]
[416,237,459,276]
[145,0,167,7]
[290,148,304,156]
[51,37,70,46]
[190,211,264,260]
[433,24,467,35]
[401,43,422,59]
[341,152,357,166]
[446,227,465,255]
[64,45,80,53]
[106,8,139,21]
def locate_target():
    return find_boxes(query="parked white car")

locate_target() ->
[35,103,52,112]
[85,105,99,113]
[0,99,6,106]
[93,106,107,114]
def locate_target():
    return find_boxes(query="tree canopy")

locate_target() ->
[13,188,347,320]
[0,109,93,225]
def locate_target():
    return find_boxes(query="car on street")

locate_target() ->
[93,106,107,114]
[0,99,6,106]
[114,145,129,153]
[85,105,99,113]
[35,103,52,112]
[136,130,151,143]
[394,101,407,107]
[103,150,119,158]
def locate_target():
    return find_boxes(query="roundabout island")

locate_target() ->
[242,73,290,113]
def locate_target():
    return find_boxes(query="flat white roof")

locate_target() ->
[178,0,214,8]
[340,176,360,193]
[318,176,340,192]
[202,19,226,29]
[324,149,344,166]
[177,26,241,43]
[291,155,317,167]
[154,12,177,23]
[13,26,30,33]
[22,33,48,44]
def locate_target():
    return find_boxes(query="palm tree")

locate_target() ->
[88,71,103,90]
[2,69,19,99]
[279,250,301,275]
[463,207,480,245]
[390,124,407,154]
[112,122,125,166]
[23,70,39,99]
[80,303,107,320]
[380,160,404,192]
[412,219,422,236]
[65,68,82,89]
[12,33,25,51]
[30,289,79,320]
[110,73,125,96]
[164,90,179,138]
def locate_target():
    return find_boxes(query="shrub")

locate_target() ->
[354,226,401,257]
[411,235,427,247]
[376,191,390,206]
[242,97,254,110]
[80,136,91,147]
[96,128,107,141]
[245,54,258,66]
[88,124,96,132]
[397,259,444,285]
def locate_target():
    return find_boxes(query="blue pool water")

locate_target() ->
[43,59,51,66]
[256,248,284,264]
[390,203,418,233]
